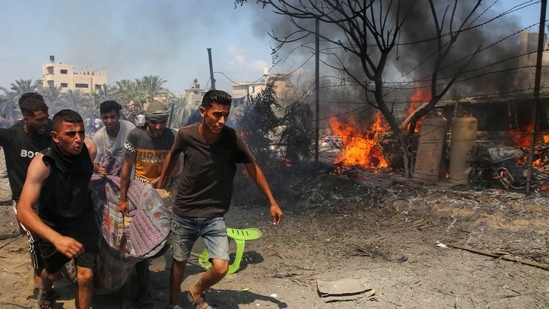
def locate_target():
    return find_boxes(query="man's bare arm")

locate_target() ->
[117,154,135,213]
[85,140,97,162]
[156,150,180,189]
[17,154,84,259]
[244,162,283,226]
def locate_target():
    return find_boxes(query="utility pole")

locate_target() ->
[314,17,320,164]
[207,48,216,90]
[526,0,547,194]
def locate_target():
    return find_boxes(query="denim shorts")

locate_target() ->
[171,214,229,262]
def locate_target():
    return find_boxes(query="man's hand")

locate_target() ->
[149,177,160,189]
[53,235,84,259]
[270,203,283,226]
[97,166,107,177]
[117,200,129,214]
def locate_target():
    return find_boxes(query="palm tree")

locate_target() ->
[59,89,92,115]
[9,79,37,96]
[114,79,141,108]
[33,80,43,90]
[39,85,63,110]
[91,84,118,106]
[0,89,19,120]
[137,75,171,104]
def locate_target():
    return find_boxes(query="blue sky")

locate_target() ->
[0,0,545,94]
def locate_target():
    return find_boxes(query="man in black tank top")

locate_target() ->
[17,109,98,309]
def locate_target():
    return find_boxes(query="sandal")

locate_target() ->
[37,288,55,309]
[187,292,213,309]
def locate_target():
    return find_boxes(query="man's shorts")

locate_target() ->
[39,216,99,274]
[12,200,43,270]
[171,214,229,262]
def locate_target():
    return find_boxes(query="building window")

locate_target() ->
[75,83,89,88]
[95,84,102,89]
[60,69,68,74]
[60,83,68,87]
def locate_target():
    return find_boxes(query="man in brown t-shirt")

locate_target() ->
[157,90,283,309]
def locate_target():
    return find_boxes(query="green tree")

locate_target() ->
[114,79,140,108]
[0,79,40,119]
[236,82,281,166]
[0,89,18,120]
[59,89,92,114]
[7,79,37,96]
[91,84,118,107]
[137,75,171,104]
[38,84,63,110]
[277,101,314,165]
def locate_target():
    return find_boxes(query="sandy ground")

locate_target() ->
[0,150,549,308]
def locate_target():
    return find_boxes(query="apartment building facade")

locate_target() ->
[42,55,108,93]
[231,69,293,106]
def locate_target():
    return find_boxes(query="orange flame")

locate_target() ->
[406,88,431,132]
[329,113,389,169]
[508,124,531,148]
[507,124,549,168]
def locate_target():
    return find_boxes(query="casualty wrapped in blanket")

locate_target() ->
[91,175,171,294]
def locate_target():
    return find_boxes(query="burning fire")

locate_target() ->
[329,113,389,169]
[507,124,549,168]
[327,89,432,170]
[406,88,431,132]
[507,124,531,148]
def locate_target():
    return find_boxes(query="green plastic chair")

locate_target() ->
[198,227,262,274]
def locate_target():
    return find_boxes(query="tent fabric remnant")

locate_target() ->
[91,175,171,294]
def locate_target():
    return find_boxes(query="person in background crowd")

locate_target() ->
[117,101,179,309]
[92,100,135,176]
[17,109,98,309]
[88,114,97,134]
[0,114,11,128]
[125,102,136,124]
[85,115,91,132]
[157,90,283,309]
[93,116,102,133]
[0,92,52,296]
[136,111,146,127]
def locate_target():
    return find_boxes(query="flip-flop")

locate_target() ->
[37,288,55,309]
[187,292,212,309]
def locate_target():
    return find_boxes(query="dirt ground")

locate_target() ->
[1,158,549,308]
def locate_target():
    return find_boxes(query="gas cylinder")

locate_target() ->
[413,110,448,182]
[449,111,478,184]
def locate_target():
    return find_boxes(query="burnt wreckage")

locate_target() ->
[388,92,549,191]
[444,93,549,191]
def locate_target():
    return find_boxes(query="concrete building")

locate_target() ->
[231,69,294,106]
[42,55,108,93]
[184,78,206,106]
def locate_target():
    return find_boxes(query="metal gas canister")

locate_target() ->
[413,109,448,182]
[449,110,478,184]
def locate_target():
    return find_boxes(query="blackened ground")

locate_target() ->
[0,153,548,308]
